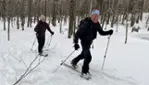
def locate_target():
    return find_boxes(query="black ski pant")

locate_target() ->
[37,35,45,54]
[72,41,92,74]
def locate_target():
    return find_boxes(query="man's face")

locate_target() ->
[91,14,99,23]
[42,18,45,22]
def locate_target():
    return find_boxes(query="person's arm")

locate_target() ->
[34,22,40,32]
[74,21,89,43]
[46,23,54,35]
[97,22,113,36]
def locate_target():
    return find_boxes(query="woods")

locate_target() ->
[0,0,149,85]
[0,0,149,40]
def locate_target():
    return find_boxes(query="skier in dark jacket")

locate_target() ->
[34,15,54,55]
[71,9,113,79]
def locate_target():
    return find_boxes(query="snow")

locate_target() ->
[0,17,149,85]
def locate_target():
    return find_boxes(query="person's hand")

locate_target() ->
[51,32,54,35]
[36,33,39,37]
[109,30,113,35]
[73,43,80,50]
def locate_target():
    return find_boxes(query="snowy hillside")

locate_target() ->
[0,19,149,85]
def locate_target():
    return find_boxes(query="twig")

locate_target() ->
[13,55,39,85]
[20,56,28,69]
[23,57,45,78]
[10,54,21,62]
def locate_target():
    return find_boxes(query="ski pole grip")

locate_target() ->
[108,36,111,39]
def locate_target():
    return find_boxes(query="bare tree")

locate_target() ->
[20,0,25,30]
[68,0,76,38]
[7,0,12,41]
[52,0,58,26]
[2,0,6,30]
[60,0,63,33]
[0,0,149,40]
[125,0,130,44]
[27,0,32,27]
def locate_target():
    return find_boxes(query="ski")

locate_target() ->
[39,53,48,57]
[62,63,91,80]
[63,62,81,73]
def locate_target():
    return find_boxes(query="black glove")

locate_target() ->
[108,30,113,35]
[36,33,39,37]
[74,43,80,50]
[51,32,54,35]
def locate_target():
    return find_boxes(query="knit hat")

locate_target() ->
[40,15,45,20]
[91,9,100,15]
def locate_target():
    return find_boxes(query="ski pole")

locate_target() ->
[31,37,36,50]
[53,50,75,73]
[45,35,50,47]
[47,35,53,48]
[101,36,111,71]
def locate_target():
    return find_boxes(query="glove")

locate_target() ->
[36,33,39,37]
[51,32,54,35]
[108,30,113,35]
[74,43,80,50]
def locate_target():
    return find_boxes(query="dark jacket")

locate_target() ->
[34,21,53,37]
[74,17,111,43]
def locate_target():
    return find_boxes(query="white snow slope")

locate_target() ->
[0,18,149,85]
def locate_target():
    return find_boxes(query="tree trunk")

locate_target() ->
[27,0,32,27]
[89,0,93,15]
[146,16,149,28]
[3,17,6,31]
[37,0,41,22]
[125,23,128,44]
[44,0,47,21]
[21,0,25,31]
[34,17,36,23]
[64,15,67,25]
[77,16,81,26]
[8,17,10,41]
[136,15,139,24]
[68,0,76,38]
[17,16,19,29]
[2,0,6,31]
[111,14,115,28]
[122,13,126,25]
[60,0,63,33]
[102,15,106,29]
[52,0,58,26]
[130,14,135,27]
[11,18,14,28]
[125,0,129,44]
[106,13,110,25]
[116,14,119,32]
[73,17,76,38]
[7,0,12,41]
[140,0,144,21]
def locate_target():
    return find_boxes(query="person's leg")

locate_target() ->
[40,37,45,54]
[81,41,92,74]
[71,51,85,66]
[82,49,92,74]
[37,37,42,54]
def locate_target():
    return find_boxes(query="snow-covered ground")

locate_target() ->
[0,18,149,85]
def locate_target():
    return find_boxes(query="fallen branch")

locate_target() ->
[13,55,39,85]
[20,55,28,68]
[23,57,45,78]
